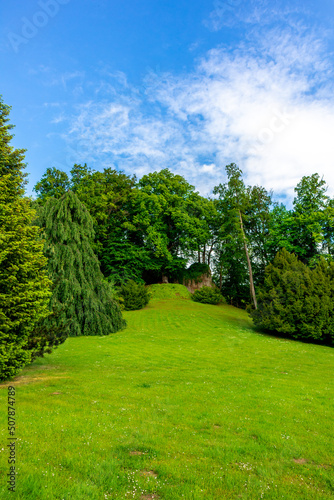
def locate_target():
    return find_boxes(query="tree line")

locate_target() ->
[33,161,334,308]
[1,94,334,380]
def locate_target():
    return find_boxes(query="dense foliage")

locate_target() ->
[33,163,334,311]
[34,167,221,285]
[118,280,151,311]
[267,174,334,266]
[174,262,211,286]
[251,249,334,344]
[191,286,224,305]
[4,86,334,385]
[0,97,52,380]
[31,140,334,345]
[38,191,126,336]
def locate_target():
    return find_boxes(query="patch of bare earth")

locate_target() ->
[141,495,160,500]
[293,458,307,464]
[0,375,67,388]
[25,365,60,371]
[130,451,144,456]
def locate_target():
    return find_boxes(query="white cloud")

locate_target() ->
[65,26,334,202]
[201,164,216,174]
[204,0,312,33]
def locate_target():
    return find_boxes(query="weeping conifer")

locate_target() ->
[39,190,126,336]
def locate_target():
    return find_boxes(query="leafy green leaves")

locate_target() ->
[33,167,70,201]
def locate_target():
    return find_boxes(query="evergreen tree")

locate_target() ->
[251,249,310,334]
[250,249,334,345]
[0,97,52,380]
[306,258,334,344]
[39,190,126,336]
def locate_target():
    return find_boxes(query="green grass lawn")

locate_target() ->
[1,285,334,499]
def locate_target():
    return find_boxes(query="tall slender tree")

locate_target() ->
[214,164,258,309]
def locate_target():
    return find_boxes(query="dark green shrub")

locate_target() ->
[250,249,334,345]
[119,280,151,311]
[191,286,224,305]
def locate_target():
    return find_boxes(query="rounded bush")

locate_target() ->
[191,286,224,305]
[119,280,151,311]
[251,249,334,345]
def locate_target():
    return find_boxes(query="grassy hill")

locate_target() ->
[148,283,191,300]
[0,287,333,499]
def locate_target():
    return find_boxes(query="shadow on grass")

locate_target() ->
[223,303,333,349]
[251,324,334,348]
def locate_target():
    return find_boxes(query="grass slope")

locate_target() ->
[0,294,333,499]
[148,283,191,300]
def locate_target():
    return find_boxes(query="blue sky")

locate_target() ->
[1,0,334,202]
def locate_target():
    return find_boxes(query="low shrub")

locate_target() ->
[191,286,224,305]
[118,280,151,311]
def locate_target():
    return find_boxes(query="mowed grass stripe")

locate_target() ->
[0,297,333,499]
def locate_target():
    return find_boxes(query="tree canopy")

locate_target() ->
[32,159,334,343]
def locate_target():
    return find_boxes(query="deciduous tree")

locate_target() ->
[214,164,259,308]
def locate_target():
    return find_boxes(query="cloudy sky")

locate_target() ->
[1,0,334,203]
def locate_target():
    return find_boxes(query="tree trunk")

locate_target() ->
[207,243,214,266]
[238,210,257,309]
